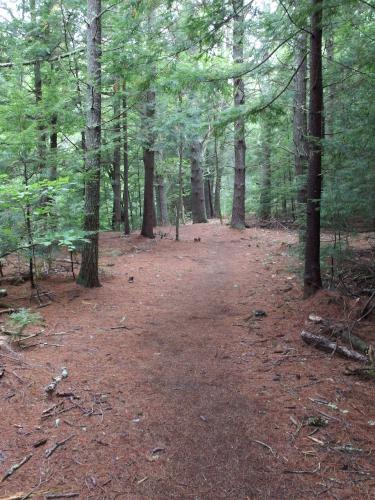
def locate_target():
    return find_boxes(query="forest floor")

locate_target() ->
[1,220,375,499]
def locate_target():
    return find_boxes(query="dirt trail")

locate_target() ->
[1,221,375,499]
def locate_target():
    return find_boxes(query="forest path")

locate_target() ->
[1,221,375,499]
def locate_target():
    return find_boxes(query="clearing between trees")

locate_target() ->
[0,222,375,499]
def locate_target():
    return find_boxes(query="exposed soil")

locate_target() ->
[1,221,375,499]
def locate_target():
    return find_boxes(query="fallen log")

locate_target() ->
[344,366,375,379]
[301,330,369,364]
[329,326,369,355]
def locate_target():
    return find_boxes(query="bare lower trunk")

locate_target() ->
[176,140,183,240]
[122,82,130,234]
[155,175,169,226]
[259,118,272,220]
[190,140,207,224]
[304,0,323,297]
[141,88,156,238]
[112,82,122,231]
[49,114,58,181]
[204,178,214,218]
[231,0,246,229]
[77,0,101,288]
[213,133,222,219]
[293,31,308,239]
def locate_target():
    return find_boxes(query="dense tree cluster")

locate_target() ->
[0,0,373,292]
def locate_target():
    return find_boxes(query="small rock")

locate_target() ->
[0,289,7,298]
[308,313,323,323]
[254,310,267,318]
[306,416,328,427]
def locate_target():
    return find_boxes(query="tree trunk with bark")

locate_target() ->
[293,32,308,237]
[176,140,184,240]
[155,174,169,226]
[204,177,214,218]
[122,81,130,235]
[259,118,272,220]
[77,0,101,288]
[49,114,58,181]
[141,88,156,238]
[190,140,207,224]
[213,132,222,220]
[231,0,246,229]
[112,81,122,231]
[30,0,46,174]
[304,0,323,297]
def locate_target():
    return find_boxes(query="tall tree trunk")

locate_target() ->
[112,81,122,231]
[259,119,272,220]
[190,140,207,223]
[60,2,86,166]
[155,174,169,226]
[231,0,246,229]
[141,88,156,238]
[30,0,46,173]
[325,35,334,139]
[176,140,183,240]
[49,113,58,181]
[304,0,323,297]
[205,177,214,218]
[77,0,101,288]
[213,132,222,220]
[293,31,308,237]
[122,81,130,235]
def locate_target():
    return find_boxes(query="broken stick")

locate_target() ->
[45,434,75,459]
[301,330,369,363]
[1,454,32,482]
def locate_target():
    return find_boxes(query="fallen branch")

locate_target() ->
[301,330,369,363]
[0,308,16,316]
[1,454,32,482]
[44,493,79,499]
[45,434,75,459]
[284,463,321,474]
[250,439,276,456]
[0,493,28,500]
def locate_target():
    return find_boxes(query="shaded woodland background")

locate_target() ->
[0,0,373,293]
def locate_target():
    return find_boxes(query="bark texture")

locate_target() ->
[231,0,246,229]
[304,0,323,297]
[49,113,58,181]
[155,175,169,226]
[293,32,308,209]
[112,82,122,231]
[204,178,214,219]
[213,133,222,219]
[141,88,156,238]
[77,0,101,288]
[259,119,272,220]
[123,82,130,234]
[190,140,207,224]
[301,331,368,364]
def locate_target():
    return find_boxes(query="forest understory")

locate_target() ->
[0,221,375,499]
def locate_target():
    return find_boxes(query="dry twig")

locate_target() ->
[1,454,32,482]
[45,434,75,459]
